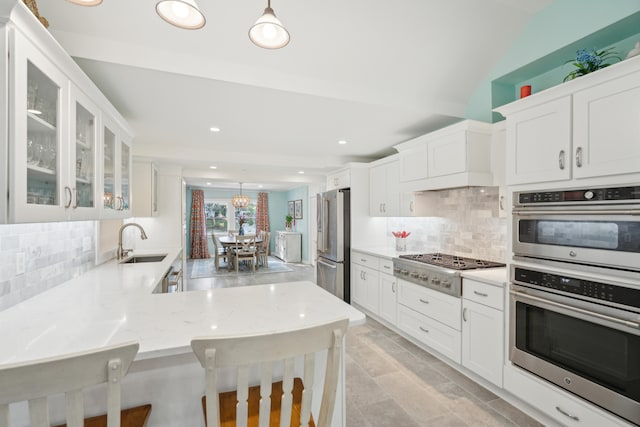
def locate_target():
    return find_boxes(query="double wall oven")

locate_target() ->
[510,185,640,425]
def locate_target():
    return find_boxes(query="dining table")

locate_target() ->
[217,235,264,271]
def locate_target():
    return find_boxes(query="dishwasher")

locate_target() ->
[160,255,184,293]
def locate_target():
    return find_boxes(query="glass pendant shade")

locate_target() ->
[156,0,206,30]
[66,0,103,5]
[249,3,290,49]
[231,183,250,209]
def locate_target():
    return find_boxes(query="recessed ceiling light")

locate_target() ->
[209,165,217,169]
[210,127,220,132]
[206,182,211,185]
[338,140,347,145]
[258,184,263,188]
[298,171,304,174]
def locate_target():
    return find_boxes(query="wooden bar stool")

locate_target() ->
[191,318,349,427]
[0,341,151,427]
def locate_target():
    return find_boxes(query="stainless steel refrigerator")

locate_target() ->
[316,189,350,302]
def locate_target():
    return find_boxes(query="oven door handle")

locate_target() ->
[513,209,640,216]
[511,290,640,330]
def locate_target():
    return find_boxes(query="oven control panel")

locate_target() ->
[513,267,640,309]
[516,185,640,205]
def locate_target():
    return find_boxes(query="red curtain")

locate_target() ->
[256,192,270,233]
[190,189,210,259]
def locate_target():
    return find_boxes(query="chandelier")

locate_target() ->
[231,183,250,209]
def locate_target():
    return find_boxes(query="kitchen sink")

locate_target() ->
[120,254,167,264]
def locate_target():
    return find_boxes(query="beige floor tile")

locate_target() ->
[486,399,545,427]
[359,398,420,427]
[345,357,391,407]
[374,371,450,423]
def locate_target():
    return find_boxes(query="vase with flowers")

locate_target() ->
[563,47,621,82]
[285,214,293,231]
[392,230,410,252]
[238,214,246,235]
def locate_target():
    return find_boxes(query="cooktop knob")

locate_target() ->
[584,190,594,200]
[442,279,452,288]
[400,269,409,276]
[410,271,419,278]
[431,277,441,285]
[419,274,429,281]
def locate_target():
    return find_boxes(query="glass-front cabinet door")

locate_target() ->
[69,84,99,219]
[101,115,132,218]
[10,31,69,222]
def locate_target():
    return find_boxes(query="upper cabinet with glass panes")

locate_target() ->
[1,3,134,223]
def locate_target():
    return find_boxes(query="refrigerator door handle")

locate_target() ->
[317,193,324,252]
[318,259,337,269]
[322,197,330,252]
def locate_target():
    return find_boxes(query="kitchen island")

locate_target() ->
[0,249,365,426]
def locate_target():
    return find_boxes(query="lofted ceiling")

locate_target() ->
[35,0,551,191]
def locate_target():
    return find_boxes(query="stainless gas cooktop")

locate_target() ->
[393,253,505,297]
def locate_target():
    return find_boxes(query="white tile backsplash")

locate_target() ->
[0,221,96,311]
[387,187,507,262]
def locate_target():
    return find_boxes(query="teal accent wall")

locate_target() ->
[185,186,310,262]
[284,186,309,263]
[465,0,640,122]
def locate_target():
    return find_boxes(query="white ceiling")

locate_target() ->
[36,0,551,190]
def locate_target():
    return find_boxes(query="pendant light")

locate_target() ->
[231,183,250,209]
[156,0,206,30]
[249,0,290,49]
[66,0,103,5]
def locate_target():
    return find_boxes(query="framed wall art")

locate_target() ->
[294,199,303,219]
[288,201,294,217]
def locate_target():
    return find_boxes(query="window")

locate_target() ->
[235,203,257,234]
[204,200,228,234]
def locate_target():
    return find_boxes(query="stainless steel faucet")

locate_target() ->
[117,223,148,260]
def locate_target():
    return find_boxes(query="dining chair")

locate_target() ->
[0,341,151,427]
[191,317,349,427]
[211,234,226,271]
[257,231,270,268]
[230,234,257,273]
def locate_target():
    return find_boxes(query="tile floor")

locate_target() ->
[185,259,542,427]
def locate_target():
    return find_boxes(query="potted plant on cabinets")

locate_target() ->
[285,214,293,231]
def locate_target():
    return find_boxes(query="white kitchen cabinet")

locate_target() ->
[101,115,132,219]
[573,69,640,179]
[399,192,439,217]
[504,365,631,427]
[2,5,133,223]
[132,161,158,217]
[461,279,504,387]
[369,158,399,216]
[394,120,494,192]
[379,270,397,325]
[496,57,640,187]
[9,30,70,223]
[274,231,301,262]
[397,278,461,363]
[351,263,379,314]
[503,96,572,185]
[326,168,350,190]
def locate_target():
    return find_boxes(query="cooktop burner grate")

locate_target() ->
[398,253,505,270]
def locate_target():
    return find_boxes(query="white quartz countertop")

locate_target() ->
[0,248,364,366]
[462,268,508,286]
[351,247,404,260]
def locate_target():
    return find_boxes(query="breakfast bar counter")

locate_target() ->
[0,250,364,426]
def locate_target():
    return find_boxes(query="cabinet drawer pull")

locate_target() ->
[558,150,565,170]
[392,283,396,293]
[419,326,429,333]
[419,298,429,304]
[575,146,583,168]
[73,188,79,209]
[64,186,73,208]
[555,406,580,422]
[383,265,390,269]
[499,195,504,211]
[360,258,366,262]
[473,290,489,297]
[462,307,468,322]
